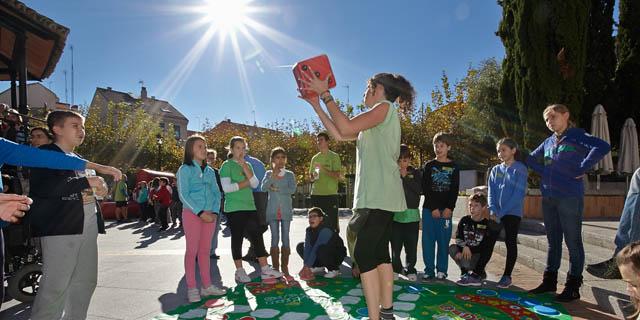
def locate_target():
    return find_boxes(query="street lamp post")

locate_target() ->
[156,134,163,171]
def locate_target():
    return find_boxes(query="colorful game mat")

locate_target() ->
[153,277,572,320]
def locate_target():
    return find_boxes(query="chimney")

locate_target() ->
[141,86,148,99]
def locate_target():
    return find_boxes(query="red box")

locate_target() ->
[293,54,336,99]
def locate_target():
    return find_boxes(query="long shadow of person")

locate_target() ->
[135,224,180,249]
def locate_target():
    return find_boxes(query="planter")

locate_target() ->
[524,195,625,219]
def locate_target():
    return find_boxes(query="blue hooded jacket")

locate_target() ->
[526,128,611,198]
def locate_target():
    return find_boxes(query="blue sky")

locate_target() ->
[2,0,505,131]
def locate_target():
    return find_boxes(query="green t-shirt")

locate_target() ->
[353,101,407,212]
[309,150,341,195]
[220,159,256,213]
[114,180,128,202]
[393,208,420,223]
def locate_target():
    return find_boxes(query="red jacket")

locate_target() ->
[154,186,172,207]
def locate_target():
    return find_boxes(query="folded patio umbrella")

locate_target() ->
[590,105,614,190]
[617,118,640,175]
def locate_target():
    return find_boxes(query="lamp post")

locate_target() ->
[156,134,163,171]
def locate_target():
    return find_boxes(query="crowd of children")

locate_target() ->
[6,86,640,319]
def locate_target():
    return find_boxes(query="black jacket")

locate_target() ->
[26,143,106,237]
[402,166,423,209]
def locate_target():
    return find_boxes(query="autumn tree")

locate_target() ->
[78,101,183,174]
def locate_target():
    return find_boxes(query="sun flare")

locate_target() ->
[203,0,250,34]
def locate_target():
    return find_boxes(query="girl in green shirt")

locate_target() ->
[300,71,415,320]
[219,136,282,283]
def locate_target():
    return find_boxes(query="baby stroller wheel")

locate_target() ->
[7,263,42,302]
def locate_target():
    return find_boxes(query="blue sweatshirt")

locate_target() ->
[0,138,88,228]
[488,161,528,218]
[526,128,611,198]
[244,155,266,192]
[177,160,222,215]
[303,227,333,267]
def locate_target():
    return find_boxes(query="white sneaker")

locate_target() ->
[311,267,325,274]
[261,265,283,280]
[436,272,447,280]
[393,273,400,281]
[235,268,251,283]
[324,270,340,279]
[407,273,418,282]
[187,288,200,303]
[201,285,226,297]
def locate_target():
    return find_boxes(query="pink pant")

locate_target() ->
[182,209,216,289]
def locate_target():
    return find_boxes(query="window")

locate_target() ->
[174,125,181,139]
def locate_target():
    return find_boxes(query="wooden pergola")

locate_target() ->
[0,0,69,116]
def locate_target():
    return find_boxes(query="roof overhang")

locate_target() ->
[0,0,69,81]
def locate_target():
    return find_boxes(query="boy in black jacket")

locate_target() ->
[28,110,109,320]
[421,132,460,281]
[450,193,497,287]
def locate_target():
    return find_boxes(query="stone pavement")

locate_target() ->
[0,215,629,319]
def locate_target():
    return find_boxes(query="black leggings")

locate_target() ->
[391,221,419,274]
[227,210,268,260]
[501,215,521,277]
[353,209,393,273]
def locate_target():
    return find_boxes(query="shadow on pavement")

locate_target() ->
[158,257,224,313]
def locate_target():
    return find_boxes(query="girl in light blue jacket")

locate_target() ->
[261,147,297,278]
[176,135,224,303]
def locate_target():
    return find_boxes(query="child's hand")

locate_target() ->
[200,211,216,223]
[462,246,472,260]
[442,208,452,219]
[431,209,441,219]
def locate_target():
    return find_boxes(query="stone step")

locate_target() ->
[515,231,615,266]
[492,240,631,317]
[520,219,618,251]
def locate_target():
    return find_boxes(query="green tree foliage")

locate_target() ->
[615,0,640,123]
[581,0,617,132]
[78,101,183,174]
[454,59,509,168]
[498,0,591,149]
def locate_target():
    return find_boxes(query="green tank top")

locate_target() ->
[353,100,407,212]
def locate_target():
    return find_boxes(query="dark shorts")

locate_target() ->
[311,195,339,232]
[352,208,393,273]
[115,201,128,208]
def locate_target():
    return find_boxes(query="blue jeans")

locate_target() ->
[269,220,291,248]
[615,169,640,254]
[542,197,584,277]
[422,208,453,277]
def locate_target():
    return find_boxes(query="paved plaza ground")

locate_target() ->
[0,216,631,319]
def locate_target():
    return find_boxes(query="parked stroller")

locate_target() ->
[3,222,42,302]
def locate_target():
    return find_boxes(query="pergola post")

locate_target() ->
[16,32,28,116]
[9,68,17,109]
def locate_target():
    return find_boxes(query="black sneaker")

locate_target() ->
[587,258,621,279]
